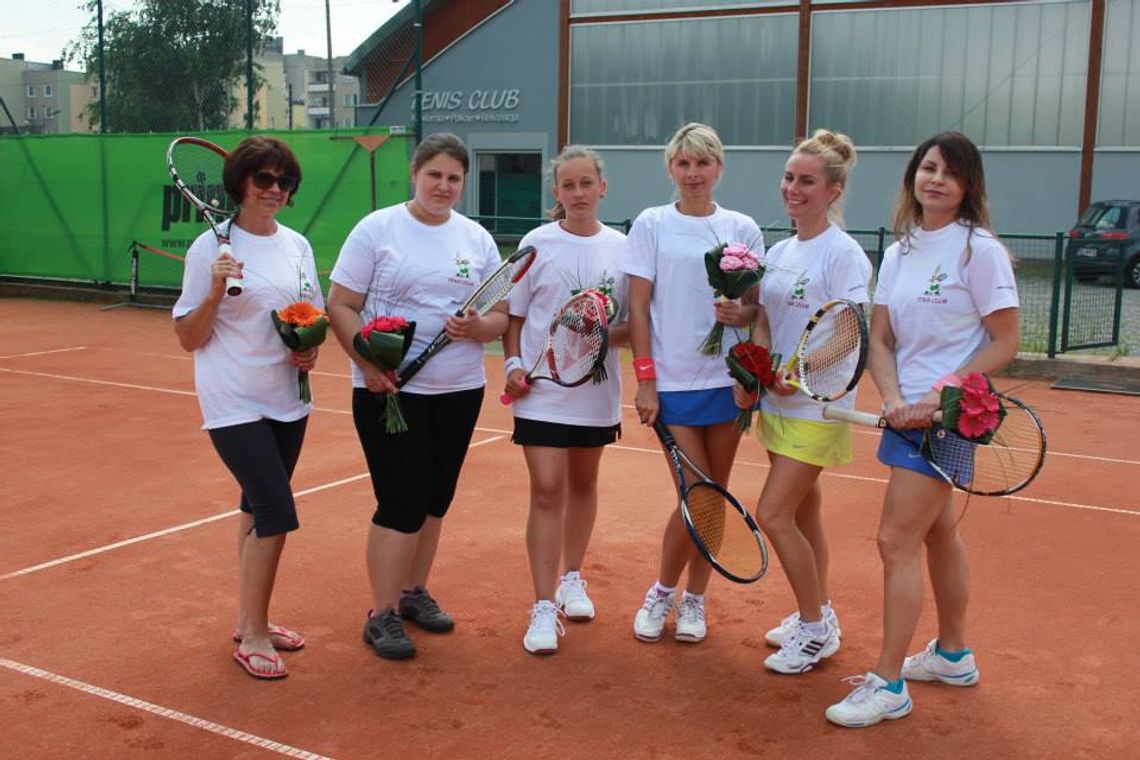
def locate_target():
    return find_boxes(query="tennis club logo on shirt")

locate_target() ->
[917,265,949,304]
[792,273,810,300]
[454,253,472,279]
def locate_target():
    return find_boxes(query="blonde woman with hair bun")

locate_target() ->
[731,127,871,676]
[620,122,764,646]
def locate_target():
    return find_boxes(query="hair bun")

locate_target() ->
[810,128,856,168]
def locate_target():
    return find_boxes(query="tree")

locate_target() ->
[70,0,280,132]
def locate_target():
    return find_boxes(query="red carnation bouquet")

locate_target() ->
[725,341,780,432]
[270,301,330,403]
[939,372,1006,443]
[353,315,417,433]
[700,241,764,356]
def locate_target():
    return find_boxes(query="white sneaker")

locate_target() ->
[633,587,674,642]
[523,600,564,655]
[764,624,840,674]
[765,606,842,648]
[674,594,707,643]
[555,571,595,621]
[825,673,913,728]
[901,639,980,686]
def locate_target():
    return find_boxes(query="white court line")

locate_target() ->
[2,438,505,582]
[0,659,334,760]
[0,346,87,360]
[0,367,197,397]
[608,443,1140,517]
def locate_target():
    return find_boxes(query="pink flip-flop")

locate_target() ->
[232,624,305,651]
[232,649,287,680]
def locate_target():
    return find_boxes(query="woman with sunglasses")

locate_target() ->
[174,136,321,680]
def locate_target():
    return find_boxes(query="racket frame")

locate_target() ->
[822,395,1046,495]
[166,136,241,296]
[785,299,869,402]
[503,291,609,404]
[652,419,768,583]
[396,245,537,388]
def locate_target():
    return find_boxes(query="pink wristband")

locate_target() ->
[932,373,962,392]
[633,357,657,381]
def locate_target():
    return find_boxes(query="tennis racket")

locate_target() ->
[781,299,868,401]
[653,419,768,583]
[396,245,537,388]
[499,291,609,405]
[822,394,1046,496]
[166,137,241,295]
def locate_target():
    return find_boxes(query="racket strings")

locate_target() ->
[800,306,864,398]
[546,299,606,384]
[469,253,535,314]
[685,483,764,579]
[171,146,231,212]
[926,404,1045,495]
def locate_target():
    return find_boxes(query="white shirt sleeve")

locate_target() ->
[330,216,379,295]
[172,233,217,319]
[620,209,657,282]
[827,242,873,304]
[964,238,1019,317]
[873,245,900,307]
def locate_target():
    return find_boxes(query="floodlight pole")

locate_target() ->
[245,0,254,129]
[97,0,107,132]
[413,0,423,144]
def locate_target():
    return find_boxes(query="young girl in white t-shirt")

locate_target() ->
[826,132,1020,728]
[326,133,507,662]
[731,129,870,676]
[501,146,630,655]
[620,123,763,645]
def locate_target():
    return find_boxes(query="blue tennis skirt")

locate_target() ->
[658,386,738,427]
[876,427,945,482]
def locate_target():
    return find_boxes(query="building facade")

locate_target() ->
[0,55,96,135]
[347,0,1140,235]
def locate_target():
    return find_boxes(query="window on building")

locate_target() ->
[344,93,357,107]
[475,152,543,237]
[1099,0,1140,147]
[26,85,35,98]
[810,0,1090,147]
[43,85,53,97]
[27,106,37,119]
[570,13,797,146]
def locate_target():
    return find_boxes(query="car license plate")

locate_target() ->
[1077,247,1098,258]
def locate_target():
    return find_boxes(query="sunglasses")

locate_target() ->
[250,171,299,193]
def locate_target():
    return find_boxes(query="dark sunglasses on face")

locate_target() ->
[250,171,299,193]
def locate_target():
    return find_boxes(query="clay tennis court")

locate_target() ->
[2,297,1138,759]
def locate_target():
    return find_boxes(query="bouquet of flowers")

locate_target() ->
[270,302,330,403]
[939,372,1006,444]
[725,342,780,433]
[700,242,764,356]
[353,315,417,433]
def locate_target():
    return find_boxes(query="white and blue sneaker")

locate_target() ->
[825,672,913,728]
[902,639,980,686]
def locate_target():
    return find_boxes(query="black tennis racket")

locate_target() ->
[396,245,537,388]
[782,299,868,401]
[822,394,1046,495]
[166,137,240,295]
[652,419,768,583]
[499,291,609,405]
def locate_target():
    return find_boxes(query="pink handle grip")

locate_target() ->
[499,376,529,405]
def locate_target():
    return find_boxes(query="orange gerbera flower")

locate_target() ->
[279,301,326,327]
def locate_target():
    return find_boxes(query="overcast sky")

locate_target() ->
[0,0,409,65]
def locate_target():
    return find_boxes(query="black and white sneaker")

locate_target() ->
[763,624,839,674]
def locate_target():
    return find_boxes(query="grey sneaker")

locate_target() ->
[399,586,455,633]
[362,608,416,660]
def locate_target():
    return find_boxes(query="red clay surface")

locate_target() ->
[2,298,1138,759]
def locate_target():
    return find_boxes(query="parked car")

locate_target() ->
[1066,200,1140,288]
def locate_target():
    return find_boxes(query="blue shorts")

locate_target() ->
[658,386,738,426]
[876,427,944,482]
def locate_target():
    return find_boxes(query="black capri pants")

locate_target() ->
[208,416,308,537]
[352,387,484,534]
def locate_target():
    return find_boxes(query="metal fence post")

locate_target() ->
[1047,232,1063,358]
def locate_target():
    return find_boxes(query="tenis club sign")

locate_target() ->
[417,89,521,124]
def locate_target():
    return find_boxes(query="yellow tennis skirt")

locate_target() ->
[758,412,853,468]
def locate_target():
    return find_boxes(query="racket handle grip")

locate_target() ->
[499,377,528,405]
[822,405,944,427]
[218,242,242,296]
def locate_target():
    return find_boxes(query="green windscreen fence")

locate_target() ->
[0,128,411,288]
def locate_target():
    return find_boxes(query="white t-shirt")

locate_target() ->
[173,223,324,430]
[759,224,872,421]
[874,222,1019,404]
[507,221,628,427]
[330,203,501,393]
[619,203,764,392]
